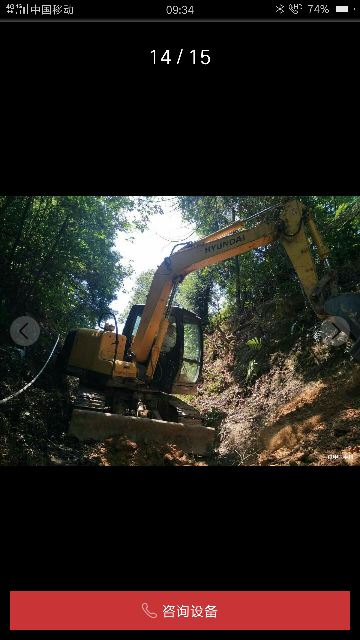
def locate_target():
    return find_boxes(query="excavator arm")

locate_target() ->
[63,197,360,456]
[132,198,331,368]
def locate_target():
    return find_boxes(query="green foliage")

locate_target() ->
[0,196,160,337]
[176,266,217,324]
[2,194,360,352]
[207,379,225,395]
[246,337,262,351]
[201,407,227,428]
[246,359,258,384]
[211,304,234,323]
[175,195,360,319]
[118,268,156,323]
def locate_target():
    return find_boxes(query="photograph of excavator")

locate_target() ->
[1,196,360,466]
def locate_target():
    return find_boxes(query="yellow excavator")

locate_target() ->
[58,198,360,455]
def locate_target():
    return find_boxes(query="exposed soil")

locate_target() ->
[1,295,359,466]
[189,296,360,467]
[91,437,207,467]
[0,337,205,466]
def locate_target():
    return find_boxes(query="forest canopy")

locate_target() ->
[127,196,360,325]
[1,196,360,340]
[0,196,162,336]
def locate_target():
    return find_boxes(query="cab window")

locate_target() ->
[161,316,177,353]
[179,318,202,384]
[131,315,142,341]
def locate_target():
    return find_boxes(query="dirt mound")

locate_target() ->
[188,295,360,466]
[257,368,360,466]
[94,436,207,466]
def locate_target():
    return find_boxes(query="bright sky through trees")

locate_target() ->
[114,198,197,319]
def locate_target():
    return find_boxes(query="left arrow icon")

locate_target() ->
[10,316,41,346]
[19,323,29,339]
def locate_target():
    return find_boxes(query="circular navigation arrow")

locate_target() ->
[10,316,41,346]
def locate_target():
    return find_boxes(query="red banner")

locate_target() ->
[10,591,350,630]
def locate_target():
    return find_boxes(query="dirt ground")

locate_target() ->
[1,298,360,466]
[191,302,360,467]
[256,369,360,466]
[80,350,360,467]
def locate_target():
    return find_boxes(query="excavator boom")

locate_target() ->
[59,198,360,456]
[132,199,328,364]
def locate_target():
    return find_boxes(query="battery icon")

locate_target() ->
[336,6,349,10]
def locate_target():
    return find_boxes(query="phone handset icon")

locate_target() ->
[142,603,158,619]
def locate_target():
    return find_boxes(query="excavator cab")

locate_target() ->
[61,198,360,457]
[123,305,204,395]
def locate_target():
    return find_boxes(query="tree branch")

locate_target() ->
[24,208,74,303]
[6,196,34,272]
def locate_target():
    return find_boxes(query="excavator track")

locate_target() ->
[158,393,203,426]
[69,386,215,456]
[74,385,107,413]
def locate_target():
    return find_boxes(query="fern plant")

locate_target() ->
[246,337,262,351]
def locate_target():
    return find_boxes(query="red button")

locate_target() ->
[10,592,350,630]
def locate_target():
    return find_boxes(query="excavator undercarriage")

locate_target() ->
[59,198,360,458]
[70,385,215,456]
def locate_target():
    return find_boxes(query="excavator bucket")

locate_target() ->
[325,292,360,359]
[69,410,215,456]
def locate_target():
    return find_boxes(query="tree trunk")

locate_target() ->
[23,211,73,303]
[6,196,34,273]
[233,210,241,316]
[200,284,211,326]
